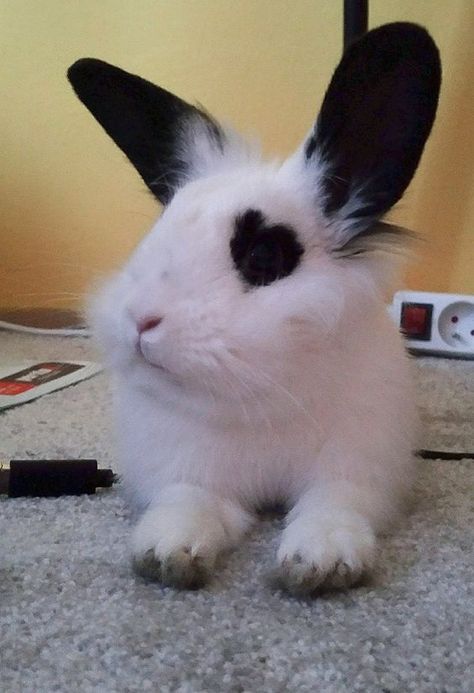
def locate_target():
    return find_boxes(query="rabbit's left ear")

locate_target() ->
[298,22,441,250]
[67,59,229,205]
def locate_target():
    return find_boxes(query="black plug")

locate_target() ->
[0,459,116,497]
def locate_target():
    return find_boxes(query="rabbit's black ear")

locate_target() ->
[67,59,224,205]
[305,22,441,240]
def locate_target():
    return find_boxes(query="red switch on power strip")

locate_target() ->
[400,302,433,341]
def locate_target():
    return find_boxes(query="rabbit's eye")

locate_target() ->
[244,240,285,285]
[231,209,304,288]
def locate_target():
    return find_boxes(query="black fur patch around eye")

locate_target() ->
[230,209,304,287]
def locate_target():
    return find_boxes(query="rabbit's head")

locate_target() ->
[68,23,440,399]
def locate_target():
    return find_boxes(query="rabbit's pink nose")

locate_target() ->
[137,316,163,334]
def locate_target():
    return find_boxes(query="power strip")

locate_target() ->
[389,291,474,358]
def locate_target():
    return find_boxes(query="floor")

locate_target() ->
[1,331,473,692]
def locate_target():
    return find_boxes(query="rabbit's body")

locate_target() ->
[115,316,415,519]
[110,248,416,521]
[68,22,440,593]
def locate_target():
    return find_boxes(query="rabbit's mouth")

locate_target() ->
[136,338,169,373]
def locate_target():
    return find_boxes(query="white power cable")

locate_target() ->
[0,320,90,337]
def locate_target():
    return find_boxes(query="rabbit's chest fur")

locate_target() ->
[113,311,416,513]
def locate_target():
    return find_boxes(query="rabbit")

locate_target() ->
[67,22,441,595]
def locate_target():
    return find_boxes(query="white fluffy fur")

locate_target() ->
[88,132,418,593]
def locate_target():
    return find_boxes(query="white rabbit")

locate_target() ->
[68,22,441,594]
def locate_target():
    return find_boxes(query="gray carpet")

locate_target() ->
[1,331,473,693]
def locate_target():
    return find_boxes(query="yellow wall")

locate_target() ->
[1,0,473,312]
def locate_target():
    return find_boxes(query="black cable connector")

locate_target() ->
[0,459,116,497]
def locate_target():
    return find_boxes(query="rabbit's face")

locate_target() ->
[70,23,441,398]
[92,162,345,396]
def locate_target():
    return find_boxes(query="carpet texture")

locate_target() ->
[1,332,473,693]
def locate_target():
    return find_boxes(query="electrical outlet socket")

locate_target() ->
[390,291,474,359]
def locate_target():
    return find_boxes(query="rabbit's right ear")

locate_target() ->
[67,59,227,205]
[298,22,441,252]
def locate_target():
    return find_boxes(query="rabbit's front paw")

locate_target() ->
[275,514,376,596]
[132,545,212,590]
[131,488,252,589]
[131,505,225,588]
